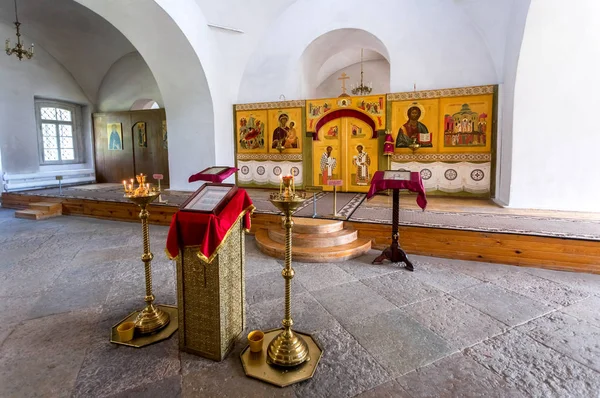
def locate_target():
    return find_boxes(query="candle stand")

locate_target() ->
[240,175,322,387]
[111,174,178,347]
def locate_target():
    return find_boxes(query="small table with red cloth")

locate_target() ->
[367,170,427,271]
[166,189,254,360]
[188,166,238,184]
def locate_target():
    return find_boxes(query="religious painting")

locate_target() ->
[344,117,378,192]
[352,144,371,186]
[107,123,123,150]
[306,94,386,133]
[439,94,493,152]
[267,108,303,154]
[134,121,147,148]
[236,110,267,153]
[313,118,341,190]
[162,120,168,149]
[391,99,439,152]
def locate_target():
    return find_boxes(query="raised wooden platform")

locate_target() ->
[2,191,599,274]
[15,201,62,220]
[255,219,371,262]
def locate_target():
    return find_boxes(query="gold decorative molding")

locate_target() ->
[392,153,491,162]
[237,153,303,161]
[235,100,306,111]
[387,85,495,101]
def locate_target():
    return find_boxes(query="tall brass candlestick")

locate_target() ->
[267,183,309,367]
[125,176,170,335]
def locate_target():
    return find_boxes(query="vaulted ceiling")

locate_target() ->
[0,0,134,103]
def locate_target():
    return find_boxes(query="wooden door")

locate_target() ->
[130,109,169,187]
[93,113,135,183]
[312,117,377,192]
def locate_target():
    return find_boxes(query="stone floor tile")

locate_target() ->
[0,254,71,298]
[411,263,482,293]
[73,335,180,398]
[336,250,403,279]
[517,311,600,372]
[245,255,282,277]
[247,291,340,334]
[312,281,396,325]
[403,295,506,349]
[28,277,113,318]
[181,339,295,398]
[361,271,444,307]
[107,375,182,398]
[398,352,526,398]
[0,293,41,325]
[355,380,412,398]
[293,263,357,292]
[293,325,391,398]
[491,271,590,307]
[344,309,455,377]
[561,295,600,327]
[0,309,101,398]
[246,270,307,306]
[451,282,554,326]
[523,267,600,296]
[466,329,600,398]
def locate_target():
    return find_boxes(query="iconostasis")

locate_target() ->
[234,85,496,197]
[388,85,495,197]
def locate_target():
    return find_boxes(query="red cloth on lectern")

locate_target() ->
[165,189,254,263]
[366,171,427,210]
[188,167,238,183]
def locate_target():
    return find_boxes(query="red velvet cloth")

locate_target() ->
[366,171,428,210]
[188,167,238,183]
[166,189,254,262]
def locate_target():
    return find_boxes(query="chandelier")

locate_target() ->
[5,0,34,61]
[350,48,371,96]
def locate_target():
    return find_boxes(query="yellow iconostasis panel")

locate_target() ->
[236,110,268,154]
[267,108,303,154]
[438,94,493,153]
[391,99,439,154]
[343,118,378,193]
[312,118,342,192]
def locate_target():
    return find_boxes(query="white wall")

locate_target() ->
[511,0,600,212]
[315,60,390,99]
[97,52,163,112]
[0,22,93,175]
[495,0,531,206]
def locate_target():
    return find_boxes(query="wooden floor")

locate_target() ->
[2,191,599,274]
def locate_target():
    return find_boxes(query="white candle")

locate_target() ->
[123,180,127,192]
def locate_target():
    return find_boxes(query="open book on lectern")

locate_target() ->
[382,170,411,181]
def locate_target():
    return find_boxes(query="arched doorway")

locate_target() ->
[312,109,378,192]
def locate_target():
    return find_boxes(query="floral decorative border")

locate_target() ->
[235,100,306,111]
[391,153,491,162]
[386,85,495,101]
[236,153,303,161]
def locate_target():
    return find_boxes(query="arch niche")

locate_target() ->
[73,0,215,191]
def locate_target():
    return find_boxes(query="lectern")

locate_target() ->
[366,170,427,271]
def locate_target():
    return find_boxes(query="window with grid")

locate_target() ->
[36,100,82,164]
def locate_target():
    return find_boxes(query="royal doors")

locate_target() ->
[312,117,378,193]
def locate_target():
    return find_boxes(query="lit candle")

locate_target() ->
[146,183,150,192]
[279,174,283,195]
[123,180,127,192]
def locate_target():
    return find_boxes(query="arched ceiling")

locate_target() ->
[0,0,135,103]
[317,49,386,87]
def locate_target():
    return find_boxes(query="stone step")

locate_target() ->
[268,227,358,248]
[29,202,62,213]
[255,229,371,263]
[291,218,344,234]
[14,209,60,220]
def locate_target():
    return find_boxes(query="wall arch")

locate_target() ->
[237,0,499,103]
[74,0,215,190]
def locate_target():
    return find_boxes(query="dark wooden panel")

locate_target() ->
[93,109,169,186]
[130,109,169,187]
[93,113,135,183]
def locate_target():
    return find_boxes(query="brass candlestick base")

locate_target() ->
[267,328,310,366]
[126,191,171,335]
